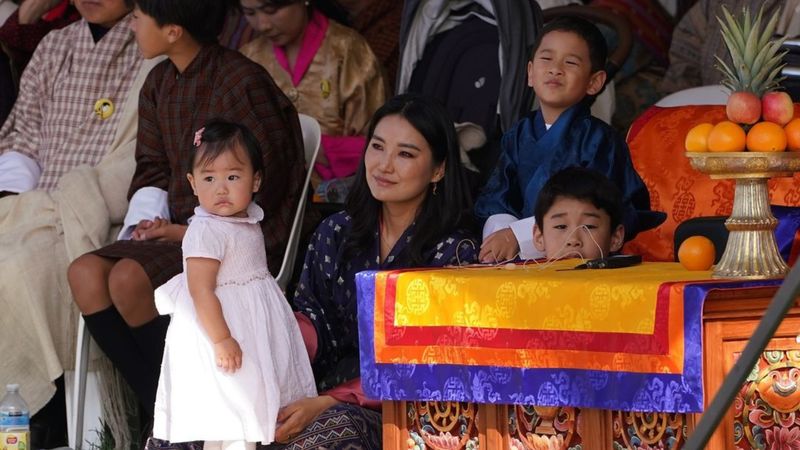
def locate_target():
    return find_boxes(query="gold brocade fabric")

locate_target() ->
[241,20,386,137]
[382,260,712,337]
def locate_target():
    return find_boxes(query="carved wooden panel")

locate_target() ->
[611,411,687,449]
[731,348,800,449]
[700,289,800,449]
[406,401,480,450]
[506,405,581,450]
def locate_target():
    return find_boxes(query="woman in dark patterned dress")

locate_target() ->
[276,93,479,449]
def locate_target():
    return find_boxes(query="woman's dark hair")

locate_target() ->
[239,0,350,26]
[189,119,264,176]
[343,94,474,266]
[134,0,237,45]
[533,166,623,230]
[531,16,608,74]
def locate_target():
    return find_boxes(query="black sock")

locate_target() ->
[131,315,170,370]
[82,307,158,417]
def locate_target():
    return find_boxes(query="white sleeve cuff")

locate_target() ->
[0,151,42,193]
[509,216,545,260]
[482,213,518,239]
[117,187,170,240]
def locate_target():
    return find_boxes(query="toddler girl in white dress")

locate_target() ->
[152,119,317,449]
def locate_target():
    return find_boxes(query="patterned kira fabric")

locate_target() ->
[0,15,141,191]
[144,403,382,450]
[144,437,203,450]
[278,403,382,450]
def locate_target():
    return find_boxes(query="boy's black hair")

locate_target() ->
[531,16,608,74]
[534,166,623,230]
[134,0,237,45]
[189,119,264,176]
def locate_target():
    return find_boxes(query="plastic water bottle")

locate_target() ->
[0,384,29,450]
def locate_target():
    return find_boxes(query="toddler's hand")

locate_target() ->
[214,336,242,373]
[479,228,520,263]
[132,218,186,241]
[131,217,168,240]
[131,219,154,240]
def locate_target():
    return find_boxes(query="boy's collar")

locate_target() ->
[87,22,110,43]
[172,44,218,78]
[84,13,132,44]
[535,102,591,131]
[533,110,548,137]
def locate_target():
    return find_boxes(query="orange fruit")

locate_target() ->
[685,123,714,152]
[746,121,787,152]
[678,236,716,271]
[707,121,746,152]
[785,118,800,151]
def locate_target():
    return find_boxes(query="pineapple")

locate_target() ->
[716,5,787,125]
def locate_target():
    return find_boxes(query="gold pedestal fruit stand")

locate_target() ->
[686,152,800,279]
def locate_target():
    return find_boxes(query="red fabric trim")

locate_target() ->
[43,0,69,22]
[295,312,318,362]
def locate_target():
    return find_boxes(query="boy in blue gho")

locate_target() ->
[475,16,663,263]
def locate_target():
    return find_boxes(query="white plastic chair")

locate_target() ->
[275,113,321,291]
[655,85,729,107]
[69,316,91,450]
[68,114,322,449]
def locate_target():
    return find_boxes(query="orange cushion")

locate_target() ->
[623,104,800,262]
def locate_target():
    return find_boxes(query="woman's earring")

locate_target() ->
[304,0,310,5]
[432,182,438,196]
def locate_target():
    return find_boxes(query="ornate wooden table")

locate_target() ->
[356,263,800,449]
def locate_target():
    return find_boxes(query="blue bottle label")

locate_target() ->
[0,412,28,428]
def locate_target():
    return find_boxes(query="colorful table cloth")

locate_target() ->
[356,260,780,413]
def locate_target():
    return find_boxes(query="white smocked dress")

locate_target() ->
[152,203,317,444]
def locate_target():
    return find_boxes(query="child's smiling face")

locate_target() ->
[527,30,606,123]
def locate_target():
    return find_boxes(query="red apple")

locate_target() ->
[726,91,761,124]
[762,91,794,125]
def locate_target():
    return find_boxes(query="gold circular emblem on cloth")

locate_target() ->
[94,98,114,120]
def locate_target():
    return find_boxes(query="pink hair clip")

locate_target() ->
[193,127,205,147]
